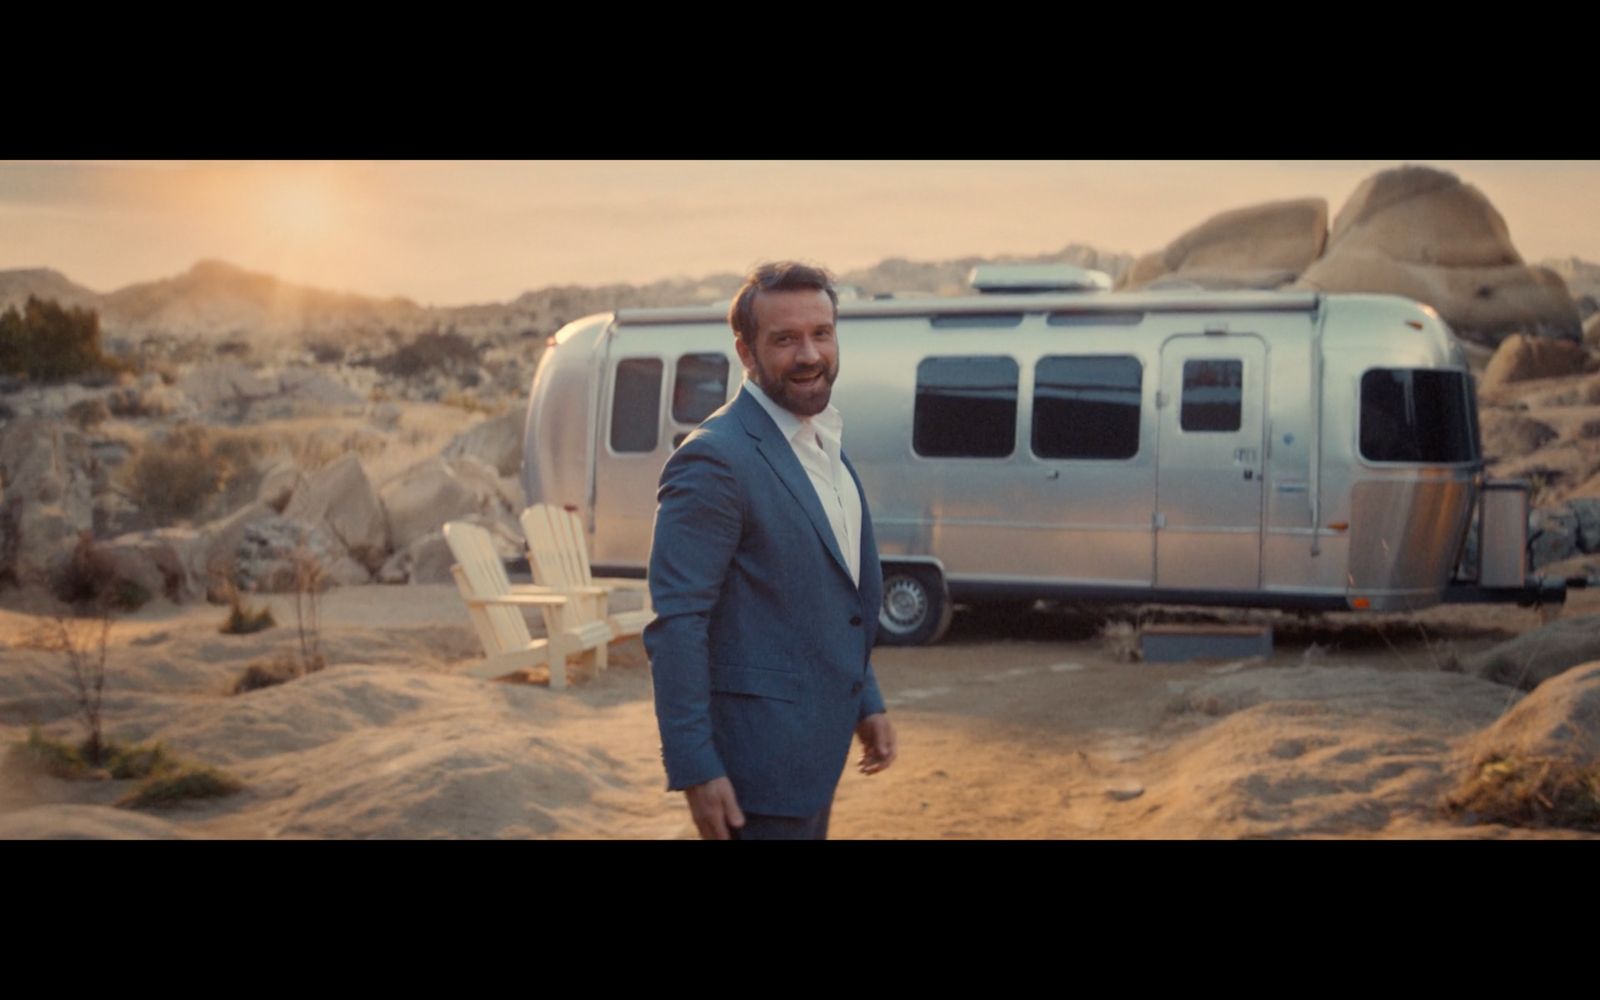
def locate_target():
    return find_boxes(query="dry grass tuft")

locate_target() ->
[1445,753,1600,831]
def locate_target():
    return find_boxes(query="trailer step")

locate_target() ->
[1140,623,1273,663]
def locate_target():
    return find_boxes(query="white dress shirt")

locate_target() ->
[744,378,863,587]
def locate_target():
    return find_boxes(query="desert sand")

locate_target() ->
[4,583,1595,839]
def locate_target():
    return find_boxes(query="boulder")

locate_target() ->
[1586,313,1600,349]
[0,419,96,584]
[449,454,522,512]
[1119,198,1327,292]
[1530,506,1580,568]
[442,409,525,477]
[379,457,483,549]
[282,454,388,572]
[99,527,207,603]
[175,362,276,415]
[1567,498,1600,553]
[1465,615,1600,691]
[1479,411,1558,460]
[276,368,363,407]
[233,516,357,593]
[1447,661,1600,829]
[256,462,305,513]
[1480,334,1591,390]
[195,501,277,594]
[1296,166,1582,346]
[378,530,456,585]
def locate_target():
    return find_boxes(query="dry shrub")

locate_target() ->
[122,424,266,525]
[11,727,89,778]
[1446,754,1600,831]
[53,533,152,611]
[66,397,110,429]
[371,329,478,379]
[221,603,275,635]
[120,762,243,808]
[233,653,300,694]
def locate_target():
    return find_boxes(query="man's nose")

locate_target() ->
[796,335,821,364]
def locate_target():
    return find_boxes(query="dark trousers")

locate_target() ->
[729,797,834,840]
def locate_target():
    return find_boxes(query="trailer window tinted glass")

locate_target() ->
[914,356,1018,458]
[1033,355,1142,459]
[672,353,729,425]
[1180,359,1242,432]
[610,358,663,453]
[1360,369,1477,463]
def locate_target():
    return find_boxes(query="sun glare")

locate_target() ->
[261,170,338,241]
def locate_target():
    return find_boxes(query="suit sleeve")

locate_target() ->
[643,436,743,791]
[859,662,887,720]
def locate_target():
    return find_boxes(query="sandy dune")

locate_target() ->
[4,584,1597,839]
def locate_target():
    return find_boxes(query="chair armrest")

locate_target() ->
[592,577,649,592]
[467,594,569,607]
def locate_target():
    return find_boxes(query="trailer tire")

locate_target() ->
[877,565,953,646]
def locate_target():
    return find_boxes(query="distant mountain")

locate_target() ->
[0,243,1138,345]
[0,268,103,313]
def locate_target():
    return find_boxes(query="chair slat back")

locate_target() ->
[444,521,533,653]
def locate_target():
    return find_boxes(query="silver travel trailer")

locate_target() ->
[521,267,1557,645]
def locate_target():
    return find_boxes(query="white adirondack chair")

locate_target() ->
[443,521,611,689]
[519,504,656,640]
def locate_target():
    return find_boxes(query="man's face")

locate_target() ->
[735,288,840,417]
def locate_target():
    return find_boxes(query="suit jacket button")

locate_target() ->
[851,681,863,695]
[849,615,863,626]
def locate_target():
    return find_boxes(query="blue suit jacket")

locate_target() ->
[645,385,886,817]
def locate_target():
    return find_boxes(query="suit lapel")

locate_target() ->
[734,389,855,587]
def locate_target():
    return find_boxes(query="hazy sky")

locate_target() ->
[2,160,1595,307]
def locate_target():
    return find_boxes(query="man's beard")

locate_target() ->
[751,354,838,417]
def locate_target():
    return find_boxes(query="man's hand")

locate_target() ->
[684,776,745,840]
[856,712,897,775]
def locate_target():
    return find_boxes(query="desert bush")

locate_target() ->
[119,761,243,808]
[54,534,151,612]
[1446,754,1600,831]
[66,397,110,429]
[232,652,300,694]
[0,296,126,382]
[308,341,346,364]
[221,603,275,635]
[106,385,172,418]
[11,727,89,778]
[104,740,180,780]
[371,329,478,379]
[122,424,267,525]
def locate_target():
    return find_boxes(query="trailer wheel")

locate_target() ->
[877,565,953,646]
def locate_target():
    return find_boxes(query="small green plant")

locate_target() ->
[118,761,243,808]
[12,727,89,778]
[11,729,243,807]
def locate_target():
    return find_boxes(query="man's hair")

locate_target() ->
[728,261,838,347]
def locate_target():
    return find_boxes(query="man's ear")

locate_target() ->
[734,334,754,373]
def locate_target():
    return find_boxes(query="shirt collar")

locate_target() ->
[743,375,844,448]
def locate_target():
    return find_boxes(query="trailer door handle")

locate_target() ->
[1045,469,1060,480]
[1243,469,1254,480]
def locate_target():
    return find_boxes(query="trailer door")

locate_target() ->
[1155,335,1267,593]
[591,324,735,573]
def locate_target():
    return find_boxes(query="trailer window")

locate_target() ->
[672,353,729,425]
[1360,369,1477,464]
[914,356,1018,458]
[1033,355,1142,460]
[610,358,663,453]
[1179,359,1243,432]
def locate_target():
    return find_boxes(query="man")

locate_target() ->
[645,260,896,840]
